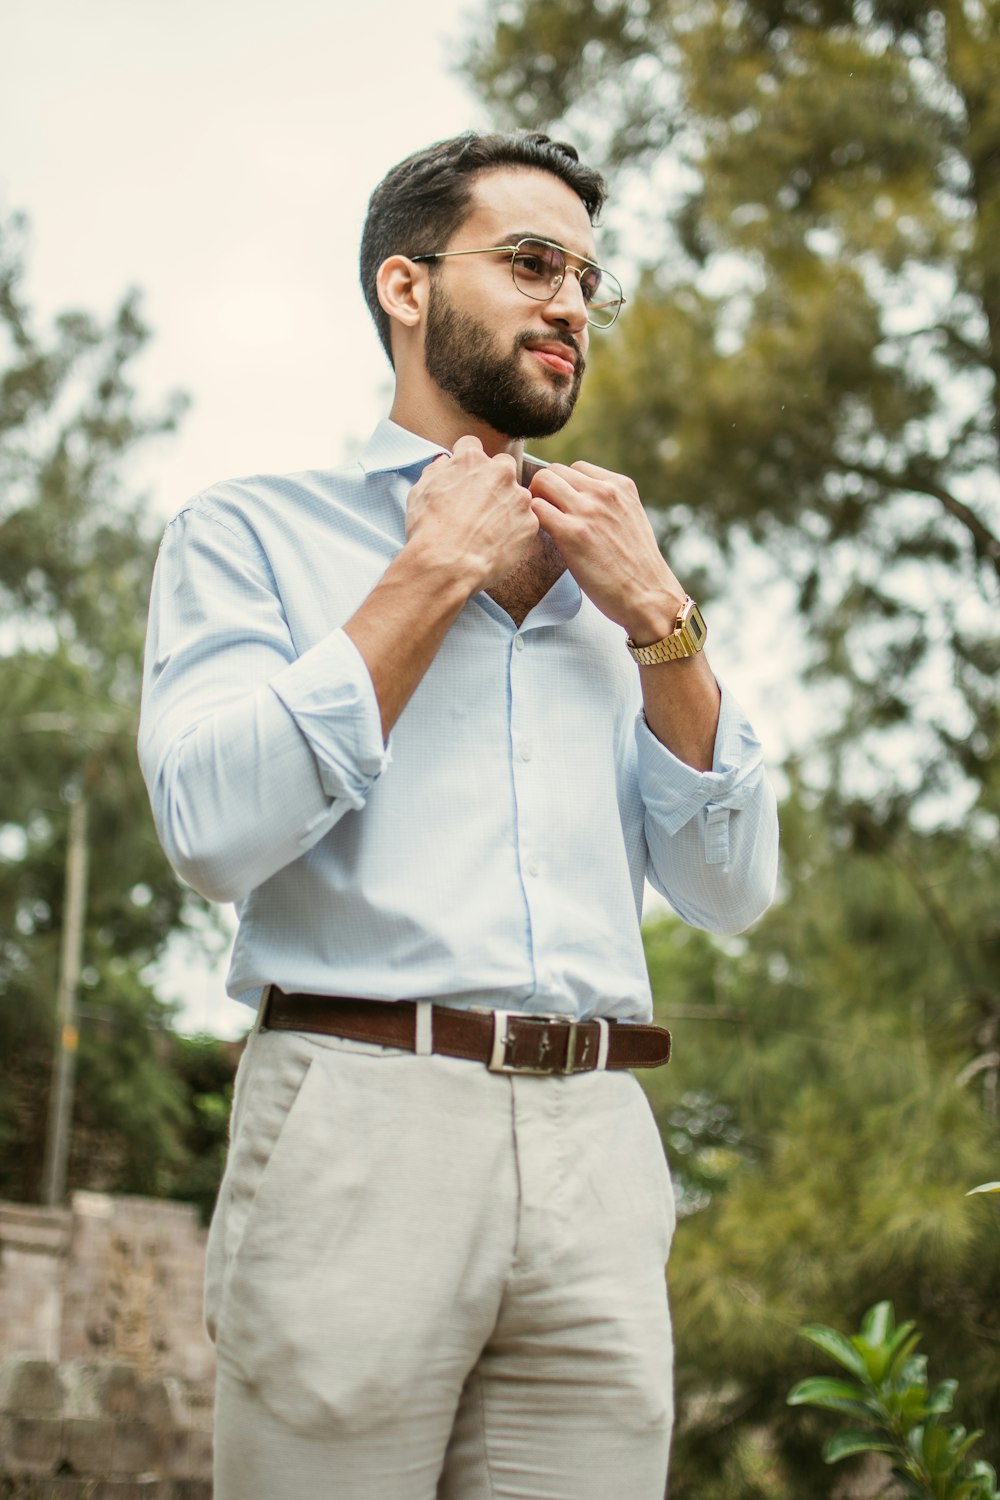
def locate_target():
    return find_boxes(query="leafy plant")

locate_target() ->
[0,209,230,1205]
[788,1302,998,1499]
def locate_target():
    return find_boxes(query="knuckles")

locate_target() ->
[542,462,640,509]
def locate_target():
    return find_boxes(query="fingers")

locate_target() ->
[527,466,583,511]
[493,451,523,487]
[529,492,566,528]
[450,435,515,471]
[446,436,522,486]
[531,461,642,520]
[569,459,613,480]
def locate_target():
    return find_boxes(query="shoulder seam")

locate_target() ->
[163,496,248,545]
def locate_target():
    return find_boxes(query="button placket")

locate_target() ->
[508,629,546,980]
[506,623,577,1009]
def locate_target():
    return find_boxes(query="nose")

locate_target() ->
[543,270,589,335]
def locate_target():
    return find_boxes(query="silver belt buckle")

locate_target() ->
[488,1010,582,1074]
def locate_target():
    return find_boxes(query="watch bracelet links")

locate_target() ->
[626,595,706,665]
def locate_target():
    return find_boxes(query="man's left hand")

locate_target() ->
[528,461,683,644]
[530,460,721,769]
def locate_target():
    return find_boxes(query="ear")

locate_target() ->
[376,255,429,333]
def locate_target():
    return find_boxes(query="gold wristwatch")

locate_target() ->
[626,596,707,665]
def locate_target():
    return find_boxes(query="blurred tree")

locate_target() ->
[642,782,998,1494]
[0,209,233,1205]
[463,3,1000,1494]
[465,0,1000,817]
[166,1033,242,1224]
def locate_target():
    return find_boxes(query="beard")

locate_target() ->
[423,283,585,439]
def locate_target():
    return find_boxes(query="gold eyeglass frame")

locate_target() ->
[410,238,626,328]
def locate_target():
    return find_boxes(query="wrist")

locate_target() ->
[621,587,687,645]
[400,532,485,604]
[627,596,708,665]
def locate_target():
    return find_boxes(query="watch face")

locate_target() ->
[677,598,706,647]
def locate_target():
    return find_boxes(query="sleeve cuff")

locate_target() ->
[636,682,766,859]
[269,628,391,806]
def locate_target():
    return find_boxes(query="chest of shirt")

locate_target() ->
[195,468,640,782]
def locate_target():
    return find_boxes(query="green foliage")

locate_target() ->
[789,1301,999,1498]
[167,1034,241,1224]
[638,780,998,1497]
[465,0,1000,819]
[0,208,229,1206]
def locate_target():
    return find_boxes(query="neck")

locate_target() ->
[388,385,524,469]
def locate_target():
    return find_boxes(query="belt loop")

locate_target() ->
[253,984,273,1033]
[414,1002,433,1057]
[594,1017,610,1072]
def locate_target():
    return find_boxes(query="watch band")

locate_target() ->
[626,596,707,665]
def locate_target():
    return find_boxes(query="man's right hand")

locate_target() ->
[404,435,539,592]
[344,436,540,739]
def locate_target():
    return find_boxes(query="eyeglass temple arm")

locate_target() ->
[410,246,518,263]
[411,244,609,274]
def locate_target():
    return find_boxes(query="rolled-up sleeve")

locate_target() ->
[637,683,779,934]
[138,506,390,904]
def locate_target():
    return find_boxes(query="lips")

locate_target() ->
[525,344,577,378]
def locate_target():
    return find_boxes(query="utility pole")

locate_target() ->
[41,790,90,1207]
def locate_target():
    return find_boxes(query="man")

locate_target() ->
[139,131,778,1500]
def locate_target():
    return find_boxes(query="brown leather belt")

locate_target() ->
[263,989,671,1075]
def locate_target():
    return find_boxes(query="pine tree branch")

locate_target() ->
[661,1005,747,1023]
[661,1007,850,1043]
[881,321,983,355]
[955,1051,1000,1089]
[885,323,988,362]
[851,821,983,996]
[846,462,1000,582]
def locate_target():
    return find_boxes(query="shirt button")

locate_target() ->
[514,635,525,652]
[526,855,540,877]
[519,740,532,761]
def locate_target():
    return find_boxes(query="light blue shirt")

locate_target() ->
[139,419,778,1021]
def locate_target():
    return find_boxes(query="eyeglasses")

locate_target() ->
[410,238,626,328]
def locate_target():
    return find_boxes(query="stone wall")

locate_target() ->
[0,1206,69,1364]
[58,1196,214,1389]
[0,1195,213,1389]
[0,1357,211,1498]
[0,1195,214,1495]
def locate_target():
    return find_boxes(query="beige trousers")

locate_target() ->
[205,1026,676,1500]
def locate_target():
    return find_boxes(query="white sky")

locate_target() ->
[4,0,485,508]
[3,0,805,1038]
[2,0,490,1035]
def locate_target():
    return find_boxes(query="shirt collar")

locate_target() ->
[357,418,549,481]
[358,419,449,476]
[523,566,582,628]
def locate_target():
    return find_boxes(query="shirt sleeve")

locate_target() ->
[636,682,779,934]
[138,504,390,904]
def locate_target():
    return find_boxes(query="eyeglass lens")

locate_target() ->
[511,241,623,327]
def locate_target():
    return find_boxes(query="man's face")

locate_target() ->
[421,168,596,440]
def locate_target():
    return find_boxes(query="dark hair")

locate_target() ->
[359,130,607,363]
